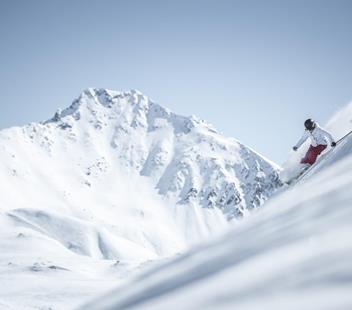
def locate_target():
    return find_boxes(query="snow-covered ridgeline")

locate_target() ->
[45,88,282,219]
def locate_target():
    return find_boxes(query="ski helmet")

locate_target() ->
[304,118,316,131]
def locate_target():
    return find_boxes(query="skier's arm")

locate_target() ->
[294,130,308,149]
[322,128,336,147]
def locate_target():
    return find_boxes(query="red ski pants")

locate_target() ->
[301,144,327,165]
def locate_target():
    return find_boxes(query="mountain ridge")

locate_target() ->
[0,88,282,257]
[35,88,280,218]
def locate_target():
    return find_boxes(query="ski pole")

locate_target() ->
[337,130,352,144]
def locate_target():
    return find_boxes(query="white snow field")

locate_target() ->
[82,105,352,310]
[0,89,281,309]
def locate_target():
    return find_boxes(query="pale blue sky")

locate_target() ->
[0,0,351,164]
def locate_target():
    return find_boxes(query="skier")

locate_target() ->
[293,119,336,165]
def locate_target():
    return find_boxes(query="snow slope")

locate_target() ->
[82,106,352,310]
[326,102,352,138]
[0,88,281,309]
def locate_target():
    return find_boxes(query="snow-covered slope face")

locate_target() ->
[0,88,281,308]
[83,116,352,310]
[48,88,281,218]
[0,88,281,224]
[326,102,352,138]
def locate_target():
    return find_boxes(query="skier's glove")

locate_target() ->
[293,146,298,151]
[331,142,336,147]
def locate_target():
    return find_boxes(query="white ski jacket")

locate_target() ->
[294,124,335,149]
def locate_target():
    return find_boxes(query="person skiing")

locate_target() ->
[293,119,336,165]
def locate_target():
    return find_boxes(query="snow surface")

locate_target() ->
[82,104,352,310]
[326,102,352,138]
[0,88,281,309]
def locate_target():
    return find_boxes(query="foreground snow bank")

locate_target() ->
[82,146,352,309]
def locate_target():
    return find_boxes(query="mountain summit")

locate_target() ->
[44,88,282,219]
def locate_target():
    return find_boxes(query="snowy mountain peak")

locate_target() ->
[44,88,224,155]
[0,88,282,280]
[46,88,218,138]
[37,88,282,220]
